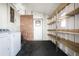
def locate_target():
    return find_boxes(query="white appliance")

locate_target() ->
[0,33,10,56]
[0,32,21,56]
[10,32,21,56]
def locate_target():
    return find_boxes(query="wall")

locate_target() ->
[20,15,33,41]
[0,4,20,32]
[7,4,20,32]
[0,4,8,29]
[43,16,48,40]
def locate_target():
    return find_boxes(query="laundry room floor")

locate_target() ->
[17,40,67,56]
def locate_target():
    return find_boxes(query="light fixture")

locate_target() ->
[35,20,41,26]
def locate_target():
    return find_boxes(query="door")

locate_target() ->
[34,19,43,40]
[20,15,33,41]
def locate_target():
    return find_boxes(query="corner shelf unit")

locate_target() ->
[66,7,79,16]
[48,7,79,25]
[47,4,79,55]
[48,33,79,53]
[48,20,56,25]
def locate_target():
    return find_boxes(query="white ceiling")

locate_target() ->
[23,3,60,16]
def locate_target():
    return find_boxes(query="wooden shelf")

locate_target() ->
[48,29,79,35]
[48,3,70,19]
[48,33,79,53]
[48,29,56,31]
[47,4,79,54]
[48,20,56,25]
[56,31,79,35]
[48,7,79,25]
[66,7,79,16]
[48,34,57,38]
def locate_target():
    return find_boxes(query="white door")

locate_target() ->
[34,19,43,40]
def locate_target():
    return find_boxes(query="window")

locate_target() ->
[10,7,15,23]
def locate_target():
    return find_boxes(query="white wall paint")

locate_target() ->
[43,16,48,40]
[0,4,8,29]
[7,4,20,32]
[0,4,20,32]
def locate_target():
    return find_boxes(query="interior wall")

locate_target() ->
[43,17,48,40]
[0,4,8,29]
[7,4,20,32]
[20,15,33,41]
[0,4,20,32]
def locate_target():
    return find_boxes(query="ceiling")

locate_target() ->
[23,3,60,16]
